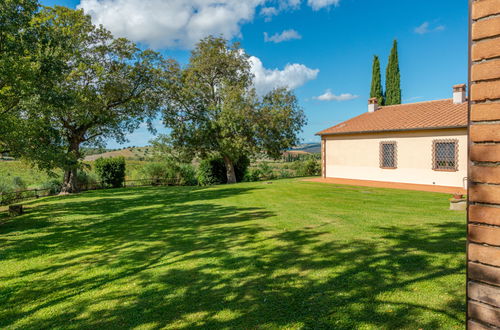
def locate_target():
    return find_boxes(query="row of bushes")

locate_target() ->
[0,156,321,204]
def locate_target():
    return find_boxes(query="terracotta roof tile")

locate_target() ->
[317,99,468,135]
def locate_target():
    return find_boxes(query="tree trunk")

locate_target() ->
[223,155,237,184]
[60,138,81,194]
[60,168,78,194]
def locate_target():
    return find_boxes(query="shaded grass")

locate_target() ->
[0,179,466,329]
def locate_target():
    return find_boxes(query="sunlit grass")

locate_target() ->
[0,179,465,329]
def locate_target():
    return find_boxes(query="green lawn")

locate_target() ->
[0,179,466,329]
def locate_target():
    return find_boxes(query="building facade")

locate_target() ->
[318,85,468,189]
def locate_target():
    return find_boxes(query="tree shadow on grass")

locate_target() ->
[0,185,466,329]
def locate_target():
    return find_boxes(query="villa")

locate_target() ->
[317,84,468,189]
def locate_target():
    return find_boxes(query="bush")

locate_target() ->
[140,161,197,186]
[94,157,126,188]
[256,162,275,180]
[197,155,250,185]
[278,169,291,179]
[0,180,15,205]
[243,168,262,182]
[294,158,321,177]
[77,171,99,190]
[41,179,62,195]
[12,177,27,191]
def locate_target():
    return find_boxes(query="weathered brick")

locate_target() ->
[471,102,500,121]
[469,281,500,308]
[468,320,492,330]
[469,243,500,267]
[470,204,500,226]
[469,224,500,246]
[470,184,500,204]
[469,262,500,286]
[471,165,500,185]
[471,144,500,162]
[469,300,500,327]
[473,16,500,40]
[471,80,500,101]
[473,0,500,20]
[472,37,500,61]
[470,124,500,142]
[472,59,500,81]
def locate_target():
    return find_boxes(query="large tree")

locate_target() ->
[385,40,401,105]
[0,0,40,152]
[370,55,384,105]
[161,36,306,184]
[11,6,166,193]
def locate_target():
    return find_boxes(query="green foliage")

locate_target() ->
[370,55,384,105]
[140,161,197,186]
[161,36,306,183]
[76,171,99,190]
[385,40,402,106]
[197,155,250,185]
[94,157,126,188]
[5,6,166,193]
[40,179,62,195]
[293,158,321,177]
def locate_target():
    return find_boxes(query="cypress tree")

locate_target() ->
[370,55,384,105]
[385,40,401,105]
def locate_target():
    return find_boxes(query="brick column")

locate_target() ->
[468,1,500,329]
[321,138,326,178]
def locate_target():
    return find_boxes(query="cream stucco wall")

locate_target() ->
[323,128,468,188]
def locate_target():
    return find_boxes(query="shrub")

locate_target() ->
[257,162,275,180]
[12,177,27,191]
[94,157,126,188]
[77,171,99,190]
[0,180,15,205]
[197,155,250,185]
[294,158,321,177]
[243,168,262,182]
[278,169,291,179]
[41,179,63,195]
[140,161,197,186]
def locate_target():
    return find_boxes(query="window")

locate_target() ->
[433,140,458,171]
[380,141,397,169]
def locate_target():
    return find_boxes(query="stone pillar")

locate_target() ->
[468,0,500,328]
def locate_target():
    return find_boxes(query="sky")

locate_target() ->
[41,0,469,149]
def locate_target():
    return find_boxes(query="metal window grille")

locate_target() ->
[380,141,397,169]
[433,140,458,171]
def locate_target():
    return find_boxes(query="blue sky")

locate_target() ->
[41,0,469,149]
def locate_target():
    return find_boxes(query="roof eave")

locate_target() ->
[316,125,468,136]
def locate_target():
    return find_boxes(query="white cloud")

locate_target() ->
[313,89,359,101]
[78,0,264,49]
[264,29,302,43]
[249,56,319,96]
[78,0,341,48]
[260,6,279,21]
[414,21,445,35]
[307,0,340,11]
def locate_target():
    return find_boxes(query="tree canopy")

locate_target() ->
[6,6,167,193]
[161,36,306,183]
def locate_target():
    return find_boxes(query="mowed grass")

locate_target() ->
[0,179,465,329]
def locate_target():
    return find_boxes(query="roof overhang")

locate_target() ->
[316,125,468,136]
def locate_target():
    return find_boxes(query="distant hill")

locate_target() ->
[84,146,154,161]
[290,143,321,154]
